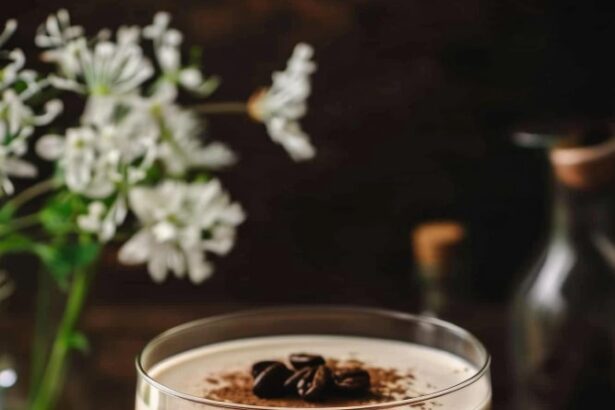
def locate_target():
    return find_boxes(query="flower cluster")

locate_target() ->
[0,20,62,195]
[0,12,318,410]
[32,11,241,281]
[25,10,316,283]
[118,179,244,283]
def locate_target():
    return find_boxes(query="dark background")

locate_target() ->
[3,0,615,408]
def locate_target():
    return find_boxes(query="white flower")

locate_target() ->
[38,94,158,189]
[39,14,154,96]
[77,197,127,241]
[1,20,54,100]
[0,19,17,49]
[0,148,37,195]
[35,9,84,49]
[71,34,152,95]
[43,127,103,194]
[118,179,245,283]
[1,90,62,132]
[0,90,62,195]
[40,38,82,81]
[265,116,316,161]
[37,98,151,191]
[0,19,62,195]
[79,95,235,181]
[0,21,45,95]
[144,12,218,100]
[36,112,155,199]
[77,201,106,232]
[37,121,141,238]
[1,49,25,90]
[36,10,85,79]
[249,43,316,161]
[156,103,236,175]
[83,96,158,166]
[37,90,236,214]
[196,142,238,170]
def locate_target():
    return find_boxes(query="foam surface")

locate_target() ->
[137,335,491,410]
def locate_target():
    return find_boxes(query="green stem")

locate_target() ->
[8,213,40,229]
[0,213,41,237]
[28,267,53,403]
[194,101,247,114]
[6,179,57,210]
[30,267,93,410]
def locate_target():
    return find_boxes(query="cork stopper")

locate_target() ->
[412,221,465,270]
[550,136,615,190]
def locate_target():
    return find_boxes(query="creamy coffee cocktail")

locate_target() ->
[136,308,491,410]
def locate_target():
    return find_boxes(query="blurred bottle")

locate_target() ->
[412,221,465,318]
[511,131,615,409]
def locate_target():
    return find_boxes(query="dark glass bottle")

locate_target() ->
[511,138,615,409]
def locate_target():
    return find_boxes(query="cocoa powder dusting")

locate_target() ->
[203,359,418,408]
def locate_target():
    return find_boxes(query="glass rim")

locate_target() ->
[135,305,491,410]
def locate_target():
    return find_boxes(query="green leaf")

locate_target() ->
[72,241,101,268]
[67,331,90,354]
[0,233,36,254]
[36,241,101,285]
[34,245,71,286]
[39,192,87,235]
[0,203,17,223]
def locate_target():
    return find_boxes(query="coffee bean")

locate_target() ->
[289,353,326,369]
[252,363,292,398]
[284,367,314,391]
[333,368,371,394]
[297,365,332,402]
[252,361,283,378]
